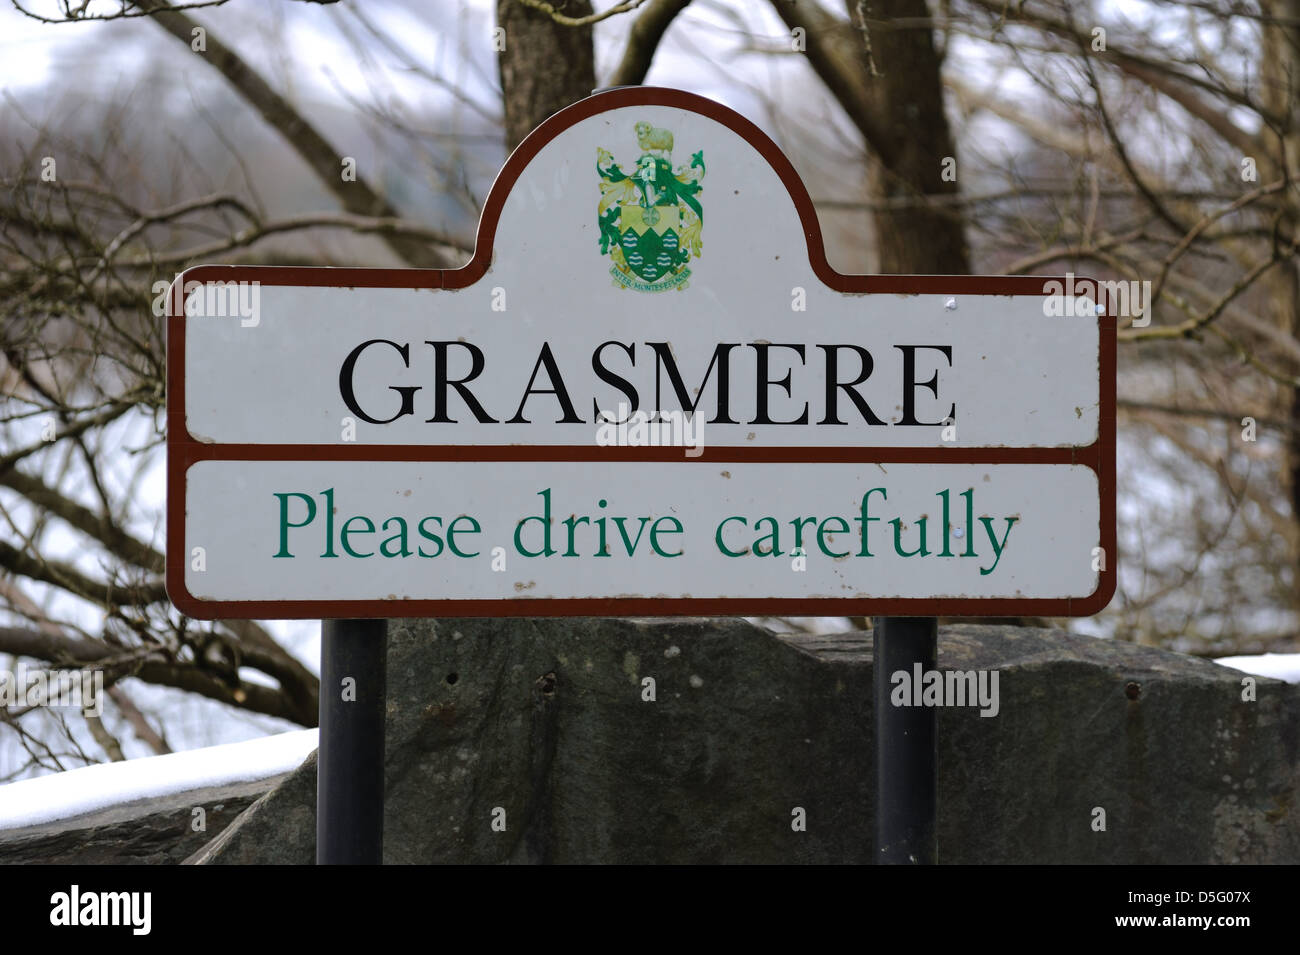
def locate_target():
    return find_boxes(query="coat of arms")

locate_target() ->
[597,121,704,291]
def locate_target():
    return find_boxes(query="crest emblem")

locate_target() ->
[597,121,704,291]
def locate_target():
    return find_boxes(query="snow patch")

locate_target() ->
[0,728,317,831]
[1212,653,1300,684]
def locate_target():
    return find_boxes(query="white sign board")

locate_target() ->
[167,88,1115,619]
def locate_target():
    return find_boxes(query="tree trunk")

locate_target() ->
[849,0,969,274]
[1260,0,1300,612]
[496,0,598,150]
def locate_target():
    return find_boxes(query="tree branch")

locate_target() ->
[137,2,452,268]
[766,0,896,164]
[516,0,646,27]
[0,539,167,606]
[608,0,692,86]
[0,625,313,725]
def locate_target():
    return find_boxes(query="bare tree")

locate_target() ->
[4,0,1295,780]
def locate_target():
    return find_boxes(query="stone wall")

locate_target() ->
[0,777,278,865]
[187,619,1300,864]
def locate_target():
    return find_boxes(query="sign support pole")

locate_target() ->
[317,618,387,865]
[873,615,937,864]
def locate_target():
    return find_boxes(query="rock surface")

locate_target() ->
[192,619,1300,864]
[0,777,278,864]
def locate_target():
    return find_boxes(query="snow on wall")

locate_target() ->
[1212,653,1300,684]
[0,728,317,831]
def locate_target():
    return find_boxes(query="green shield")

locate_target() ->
[618,204,686,284]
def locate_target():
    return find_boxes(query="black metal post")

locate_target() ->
[317,618,387,865]
[873,615,937,864]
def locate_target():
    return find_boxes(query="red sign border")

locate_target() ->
[166,87,1117,620]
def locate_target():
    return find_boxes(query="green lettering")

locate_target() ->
[417,516,444,557]
[515,489,555,557]
[649,516,683,556]
[890,517,929,558]
[380,517,412,557]
[790,516,817,552]
[979,516,1017,575]
[716,516,748,556]
[341,515,375,557]
[816,516,849,558]
[562,515,590,557]
[273,492,315,558]
[321,488,338,557]
[448,515,481,558]
[753,516,781,557]
[614,516,651,555]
